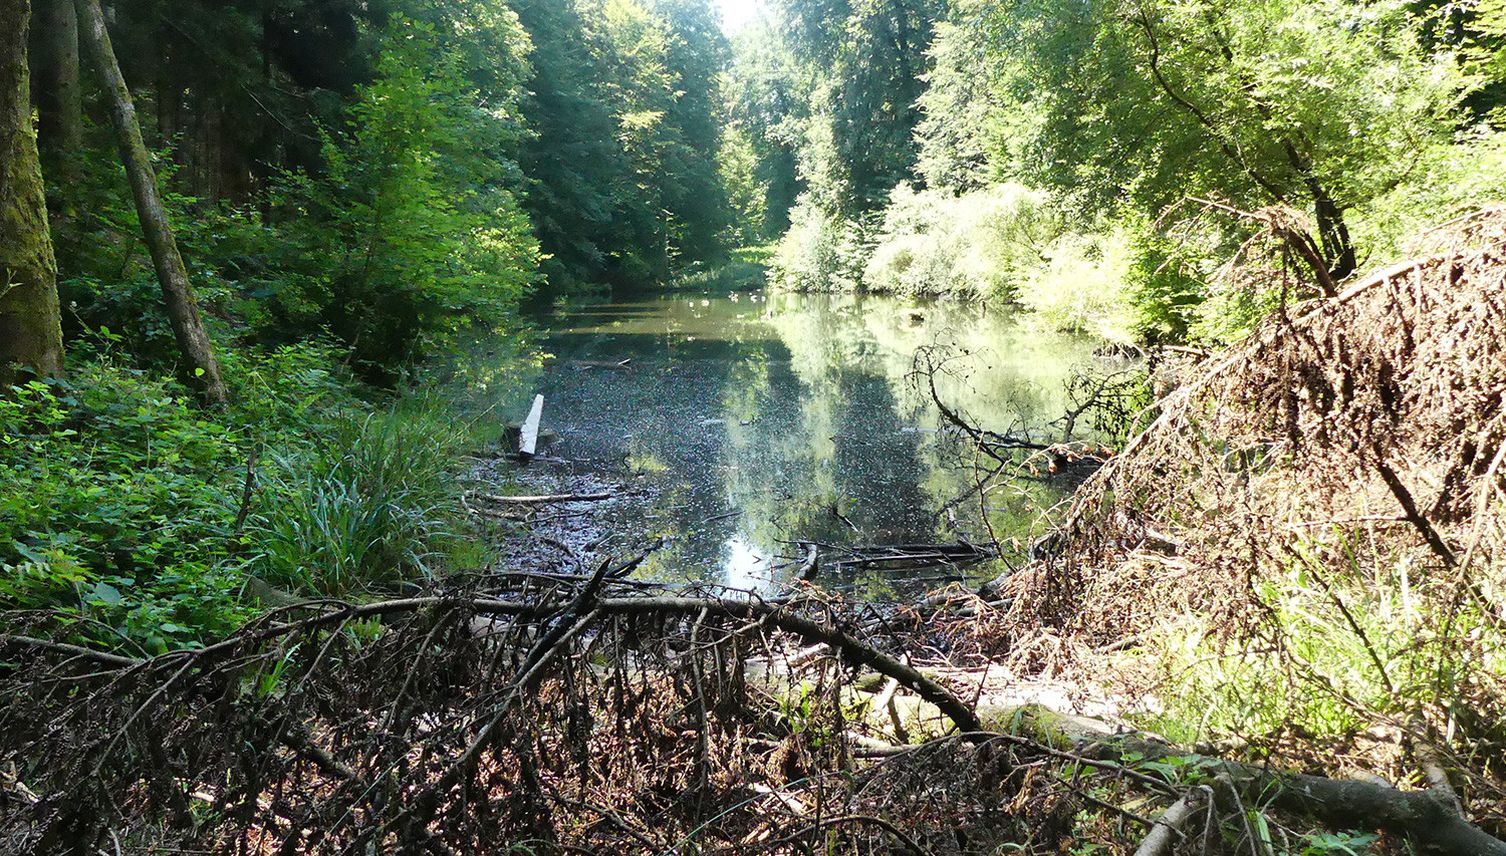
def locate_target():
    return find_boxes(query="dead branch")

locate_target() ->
[1079,733,1506,856]
[9,578,1506,854]
[1131,788,1204,856]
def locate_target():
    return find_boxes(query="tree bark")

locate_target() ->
[74,0,228,404]
[1311,182,1356,281]
[0,0,66,386]
[32,0,81,162]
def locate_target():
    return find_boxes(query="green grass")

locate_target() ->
[253,398,468,594]
[1124,535,1504,753]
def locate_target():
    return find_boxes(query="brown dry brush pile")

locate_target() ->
[1,587,1140,855]
[966,208,1506,823]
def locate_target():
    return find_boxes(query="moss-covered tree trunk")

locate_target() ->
[0,0,66,386]
[75,0,228,404]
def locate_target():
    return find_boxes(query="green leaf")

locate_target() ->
[87,581,124,605]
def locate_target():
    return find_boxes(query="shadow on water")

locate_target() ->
[526,290,1099,597]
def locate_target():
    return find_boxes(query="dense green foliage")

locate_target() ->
[514,0,734,289]
[740,0,1506,342]
[263,17,538,377]
[0,340,490,650]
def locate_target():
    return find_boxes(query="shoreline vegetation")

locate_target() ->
[2,0,1504,852]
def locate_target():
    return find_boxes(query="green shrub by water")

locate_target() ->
[861,183,1058,299]
[769,184,1138,342]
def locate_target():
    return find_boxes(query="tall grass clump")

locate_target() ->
[253,397,469,594]
[1130,537,1498,747]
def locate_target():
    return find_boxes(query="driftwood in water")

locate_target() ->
[517,394,544,459]
[824,541,993,573]
[568,358,633,371]
[475,491,612,505]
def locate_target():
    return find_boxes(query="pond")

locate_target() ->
[514,288,1103,597]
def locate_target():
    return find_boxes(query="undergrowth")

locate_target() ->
[665,250,770,293]
[0,340,497,652]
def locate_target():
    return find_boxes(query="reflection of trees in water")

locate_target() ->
[756,292,1092,556]
[720,334,843,572]
[534,292,1095,590]
[538,309,752,580]
[720,339,935,563]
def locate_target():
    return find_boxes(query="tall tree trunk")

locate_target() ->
[1310,183,1356,282]
[1,0,66,386]
[32,0,81,162]
[74,0,227,404]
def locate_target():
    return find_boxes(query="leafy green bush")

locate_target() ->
[50,18,540,386]
[1017,228,1136,342]
[774,182,1137,341]
[1354,129,1506,262]
[0,362,248,651]
[254,18,539,382]
[862,184,1058,299]
[668,259,768,292]
[768,196,871,292]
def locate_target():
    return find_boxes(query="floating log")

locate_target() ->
[517,394,544,459]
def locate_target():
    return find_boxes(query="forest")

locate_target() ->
[1,0,1504,852]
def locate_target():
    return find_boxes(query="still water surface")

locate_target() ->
[530,290,1098,595]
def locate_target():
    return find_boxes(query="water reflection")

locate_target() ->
[535,290,1097,594]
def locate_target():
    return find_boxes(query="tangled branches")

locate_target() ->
[0,581,1030,855]
[6,577,1506,855]
[964,208,1506,825]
